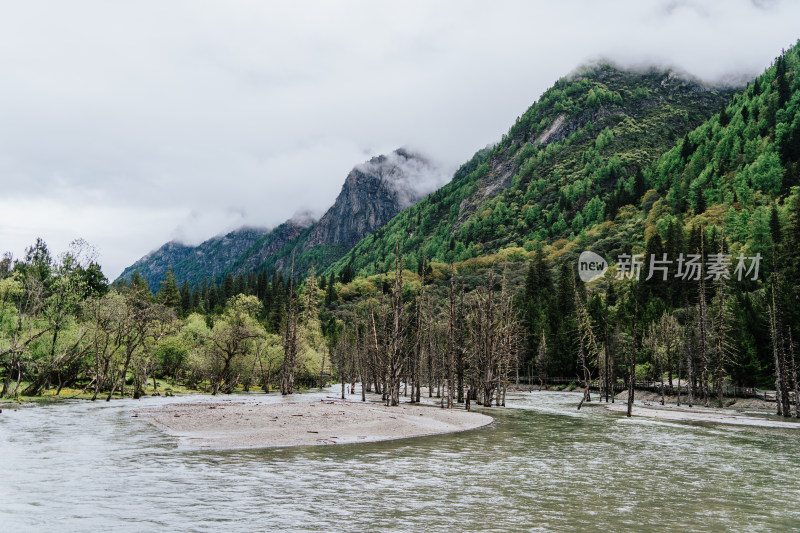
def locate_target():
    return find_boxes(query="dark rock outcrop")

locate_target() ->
[302,149,436,251]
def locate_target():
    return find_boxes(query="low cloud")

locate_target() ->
[170,208,254,246]
[289,209,319,228]
[355,148,452,209]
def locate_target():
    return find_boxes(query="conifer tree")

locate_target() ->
[770,204,782,246]
[719,106,730,127]
[680,133,694,161]
[633,169,646,200]
[665,219,686,306]
[641,232,666,303]
[256,270,268,300]
[776,54,790,109]
[179,281,191,315]
[695,191,706,214]
[325,273,336,307]
[339,260,354,284]
[233,274,245,297]
[281,255,299,395]
[130,270,149,294]
[157,267,181,311]
[222,273,234,301]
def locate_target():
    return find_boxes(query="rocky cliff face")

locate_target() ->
[118,226,269,289]
[228,217,314,276]
[117,241,194,290]
[168,226,270,287]
[251,148,444,276]
[301,149,438,251]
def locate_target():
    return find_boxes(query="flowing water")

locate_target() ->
[2,389,800,532]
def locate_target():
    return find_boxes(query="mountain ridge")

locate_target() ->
[117,148,441,288]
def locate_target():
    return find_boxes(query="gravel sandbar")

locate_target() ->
[138,398,493,449]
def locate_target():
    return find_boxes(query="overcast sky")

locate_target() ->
[1,0,799,279]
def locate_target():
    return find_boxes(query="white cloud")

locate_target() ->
[1,0,798,278]
[356,150,453,210]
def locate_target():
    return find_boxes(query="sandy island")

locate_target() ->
[137,398,493,449]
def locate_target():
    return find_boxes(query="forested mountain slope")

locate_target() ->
[330,65,735,276]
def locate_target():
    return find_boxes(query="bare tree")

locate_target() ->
[698,235,710,407]
[445,264,459,408]
[386,239,408,406]
[281,256,299,395]
[574,281,600,410]
[769,276,791,416]
[626,285,638,418]
[789,331,799,418]
[536,331,548,391]
[463,266,520,408]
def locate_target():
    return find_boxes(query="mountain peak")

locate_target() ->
[299,149,443,252]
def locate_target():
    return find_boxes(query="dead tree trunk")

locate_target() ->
[770,279,791,417]
[445,265,458,409]
[281,256,298,395]
[574,283,598,410]
[626,292,638,418]
[789,331,799,418]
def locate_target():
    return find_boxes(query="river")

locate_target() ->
[2,389,799,531]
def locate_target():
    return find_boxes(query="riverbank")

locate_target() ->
[601,390,800,429]
[522,385,776,410]
[137,397,493,449]
[613,388,778,410]
[0,380,201,406]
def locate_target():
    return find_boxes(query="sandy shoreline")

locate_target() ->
[137,398,493,449]
[603,401,800,429]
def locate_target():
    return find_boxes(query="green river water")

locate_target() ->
[1,389,799,532]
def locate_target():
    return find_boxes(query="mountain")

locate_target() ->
[224,217,314,278]
[303,149,436,251]
[229,149,443,277]
[117,149,441,288]
[118,226,271,289]
[329,64,737,276]
[125,43,800,393]
[116,241,195,290]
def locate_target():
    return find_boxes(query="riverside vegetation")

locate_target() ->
[3,42,800,418]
